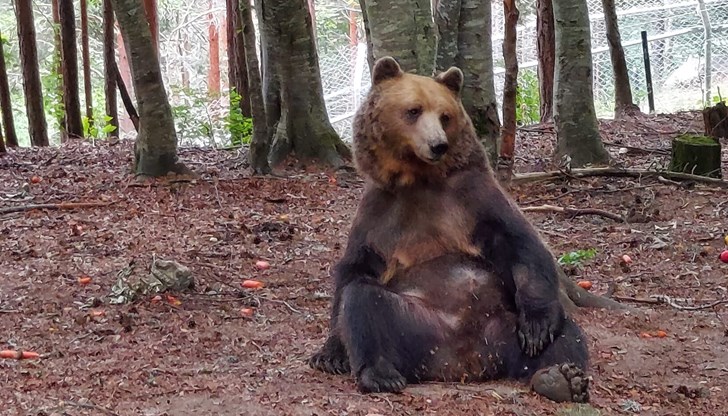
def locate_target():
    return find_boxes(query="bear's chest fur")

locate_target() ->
[363,185,482,283]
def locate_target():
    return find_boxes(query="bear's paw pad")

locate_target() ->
[530,363,590,403]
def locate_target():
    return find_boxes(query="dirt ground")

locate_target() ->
[1,111,727,416]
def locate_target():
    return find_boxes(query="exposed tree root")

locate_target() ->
[0,201,112,215]
[513,167,728,189]
[523,204,625,222]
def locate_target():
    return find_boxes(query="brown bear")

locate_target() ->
[308,56,590,403]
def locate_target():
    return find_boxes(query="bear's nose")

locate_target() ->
[430,143,449,157]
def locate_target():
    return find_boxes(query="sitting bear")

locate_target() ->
[308,56,590,403]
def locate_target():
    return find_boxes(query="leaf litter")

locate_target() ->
[0,111,727,415]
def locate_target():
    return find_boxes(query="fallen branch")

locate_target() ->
[522,204,625,222]
[614,295,728,311]
[0,201,112,215]
[513,167,728,189]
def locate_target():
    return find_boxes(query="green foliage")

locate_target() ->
[82,114,117,139]
[225,89,253,146]
[515,71,540,126]
[557,248,597,266]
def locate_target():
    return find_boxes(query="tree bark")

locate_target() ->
[52,0,65,139]
[226,0,251,120]
[239,0,270,174]
[81,0,94,130]
[435,0,501,166]
[359,0,436,75]
[111,0,188,176]
[59,0,83,139]
[208,0,221,97]
[14,0,49,147]
[262,0,350,167]
[257,0,281,140]
[103,0,119,137]
[0,32,18,147]
[143,0,159,57]
[601,0,639,118]
[536,0,555,122]
[499,0,519,183]
[553,0,609,167]
[0,119,4,153]
[703,101,728,139]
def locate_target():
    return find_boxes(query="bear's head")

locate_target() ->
[352,56,486,189]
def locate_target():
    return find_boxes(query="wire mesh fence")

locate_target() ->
[320,0,728,141]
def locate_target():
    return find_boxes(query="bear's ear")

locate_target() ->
[372,56,403,85]
[435,67,464,95]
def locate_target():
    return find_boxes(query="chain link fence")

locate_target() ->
[320,0,728,140]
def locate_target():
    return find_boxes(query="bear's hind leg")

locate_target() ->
[339,282,444,393]
[497,316,590,403]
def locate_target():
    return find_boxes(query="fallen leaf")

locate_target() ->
[166,294,182,306]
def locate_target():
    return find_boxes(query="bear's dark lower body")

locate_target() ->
[309,255,590,403]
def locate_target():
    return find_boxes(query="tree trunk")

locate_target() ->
[81,0,94,130]
[103,0,119,137]
[239,0,270,174]
[59,0,83,139]
[359,0,436,75]
[111,0,188,176]
[262,0,350,167]
[52,0,65,139]
[552,0,609,167]
[536,0,555,123]
[499,0,519,183]
[257,0,281,140]
[208,0,221,97]
[226,0,251,121]
[14,0,49,147]
[0,119,5,153]
[143,0,159,57]
[601,0,639,118]
[435,0,501,167]
[0,32,18,147]
[703,101,728,139]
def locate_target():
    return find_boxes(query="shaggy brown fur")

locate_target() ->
[308,56,590,403]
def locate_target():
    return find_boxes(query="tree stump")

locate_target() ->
[703,101,728,139]
[669,134,722,178]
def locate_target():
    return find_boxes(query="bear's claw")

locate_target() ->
[308,336,351,375]
[530,362,590,403]
[356,359,406,394]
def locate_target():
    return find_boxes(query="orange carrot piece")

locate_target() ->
[242,280,264,289]
[1,350,39,359]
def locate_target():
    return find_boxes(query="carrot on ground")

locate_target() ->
[242,279,264,289]
[1,350,40,359]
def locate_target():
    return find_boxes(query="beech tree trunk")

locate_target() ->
[81,0,94,129]
[208,0,221,97]
[240,0,270,174]
[226,0,251,121]
[59,0,83,139]
[256,0,280,141]
[143,0,159,57]
[52,0,65,138]
[103,0,118,137]
[359,0,436,75]
[499,0,519,182]
[0,32,18,147]
[111,0,188,176]
[14,0,49,147]
[260,0,350,167]
[536,0,555,122]
[553,0,609,167]
[602,0,639,118]
[435,0,501,166]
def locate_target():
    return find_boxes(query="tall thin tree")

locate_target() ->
[111,0,189,176]
[226,0,251,118]
[0,119,5,153]
[52,0,65,137]
[500,0,519,182]
[59,0,83,138]
[602,0,639,118]
[536,0,555,122]
[208,0,221,96]
[0,32,18,147]
[81,0,94,129]
[103,0,118,137]
[240,0,269,174]
[553,0,609,167]
[14,0,49,146]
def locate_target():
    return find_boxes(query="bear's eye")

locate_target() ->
[405,107,422,120]
[440,114,451,127]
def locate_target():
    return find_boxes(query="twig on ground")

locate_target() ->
[0,201,113,215]
[522,204,625,222]
[614,295,728,310]
[0,309,20,314]
[61,400,120,416]
[513,167,728,189]
[602,141,670,155]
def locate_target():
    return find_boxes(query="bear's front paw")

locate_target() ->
[356,359,406,393]
[308,336,350,375]
[517,303,564,357]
